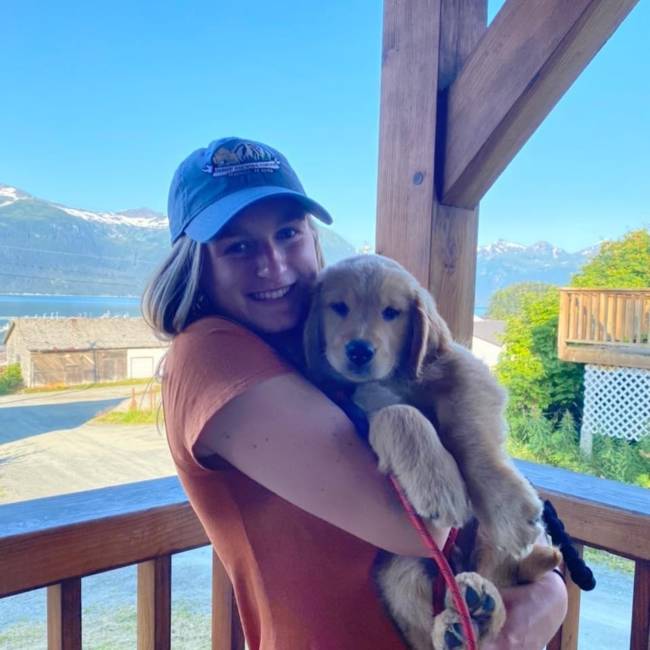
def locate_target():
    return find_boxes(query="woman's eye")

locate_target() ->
[330,302,349,317]
[277,226,298,240]
[382,306,401,321]
[224,241,251,255]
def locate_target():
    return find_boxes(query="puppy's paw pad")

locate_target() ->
[432,610,477,650]
[443,623,465,649]
[448,573,506,640]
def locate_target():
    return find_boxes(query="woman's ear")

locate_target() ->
[407,288,452,379]
[303,282,324,372]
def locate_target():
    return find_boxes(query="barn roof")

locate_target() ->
[3,317,166,352]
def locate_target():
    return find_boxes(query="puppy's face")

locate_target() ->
[304,256,449,383]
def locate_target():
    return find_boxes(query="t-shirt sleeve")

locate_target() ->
[162,317,293,473]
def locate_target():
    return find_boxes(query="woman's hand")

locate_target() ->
[482,569,568,650]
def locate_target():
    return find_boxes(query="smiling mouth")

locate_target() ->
[249,284,294,301]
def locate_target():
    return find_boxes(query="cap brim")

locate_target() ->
[183,186,333,243]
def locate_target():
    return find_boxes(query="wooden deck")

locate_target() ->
[1,463,648,650]
[558,289,650,369]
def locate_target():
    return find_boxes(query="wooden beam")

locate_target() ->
[376,0,487,345]
[376,0,441,288]
[441,0,639,208]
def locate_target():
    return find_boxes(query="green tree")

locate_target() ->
[486,282,554,320]
[571,228,650,288]
[496,287,584,421]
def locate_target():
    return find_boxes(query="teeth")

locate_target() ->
[251,286,291,301]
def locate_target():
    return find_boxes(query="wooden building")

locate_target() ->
[558,288,650,452]
[3,317,168,387]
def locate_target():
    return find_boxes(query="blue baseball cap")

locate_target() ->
[168,137,333,244]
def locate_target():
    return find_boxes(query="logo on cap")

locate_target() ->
[202,141,281,178]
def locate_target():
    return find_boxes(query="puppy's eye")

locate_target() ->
[382,306,401,321]
[330,302,349,317]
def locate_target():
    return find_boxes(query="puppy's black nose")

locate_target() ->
[346,339,375,367]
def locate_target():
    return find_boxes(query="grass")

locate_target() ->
[584,548,634,575]
[506,407,650,488]
[22,377,154,394]
[94,408,160,425]
[0,603,211,650]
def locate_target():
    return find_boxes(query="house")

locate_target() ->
[471,316,505,369]
[557,288,650,452]
[3,317,168,387]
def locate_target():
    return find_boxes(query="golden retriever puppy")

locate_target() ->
[303,254,560,649]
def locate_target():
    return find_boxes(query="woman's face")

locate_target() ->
[202,197,320,334]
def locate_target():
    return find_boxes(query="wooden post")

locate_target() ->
[630,560,649,650]
[212,551,244,650]
[376,0,487,346]
[137,556,171,650]
[558,290,570,359]
[47,578,82,650]
[547,544,584,650]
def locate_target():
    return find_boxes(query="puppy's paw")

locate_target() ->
[369,405,471,527]
[484,480,543,557]
[432,572,505,649]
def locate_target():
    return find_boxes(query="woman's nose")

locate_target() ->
[255,243,287,278]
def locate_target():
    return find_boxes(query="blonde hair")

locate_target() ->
[142,216,325,338]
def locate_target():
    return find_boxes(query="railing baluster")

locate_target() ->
[606,294,615,342]
[547,544,582,650]
[634,295,643,344]
[568,292,577,340]
[137,556,171,650]
[47,578,81,650]
[598,292,607,342]
[212,550,245,650]
[616,294,625,341]
[630,560,649,650]
[577,294,584,340]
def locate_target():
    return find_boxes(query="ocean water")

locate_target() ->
[0,295,142,334]
[0,294,489,336]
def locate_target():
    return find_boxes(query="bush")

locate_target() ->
[0,363,23,395]
[506,406,650,488]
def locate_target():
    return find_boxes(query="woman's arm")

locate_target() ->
[483,569,568,650]
[194,371,451,556]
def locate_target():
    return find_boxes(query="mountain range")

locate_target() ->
[0,184,597,307]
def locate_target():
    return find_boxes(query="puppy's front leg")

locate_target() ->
[369,404,471,528]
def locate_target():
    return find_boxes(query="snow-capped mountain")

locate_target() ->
[475,239,597,310]
[0,184,354,296]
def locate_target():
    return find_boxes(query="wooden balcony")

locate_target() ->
[558,289,650,369]
[1,464,648,650]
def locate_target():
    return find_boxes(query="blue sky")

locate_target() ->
[1,1,648,252]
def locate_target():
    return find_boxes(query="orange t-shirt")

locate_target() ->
[162,316,407,650]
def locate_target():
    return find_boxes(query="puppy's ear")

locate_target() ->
[407,288,452,379]
[303,282,324,373]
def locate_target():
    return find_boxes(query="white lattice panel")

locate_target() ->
[581,364,650,442]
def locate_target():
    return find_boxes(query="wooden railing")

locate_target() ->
[1,465,648,649]
[558,288,650,369]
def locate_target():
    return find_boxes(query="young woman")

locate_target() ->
[143,136,567,649]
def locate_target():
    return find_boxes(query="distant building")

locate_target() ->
[3,317,168,387]
[471,317,506,369]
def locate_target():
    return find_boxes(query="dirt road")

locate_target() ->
[0,385,175,504]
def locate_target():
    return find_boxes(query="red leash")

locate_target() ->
[389,474,477,650]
